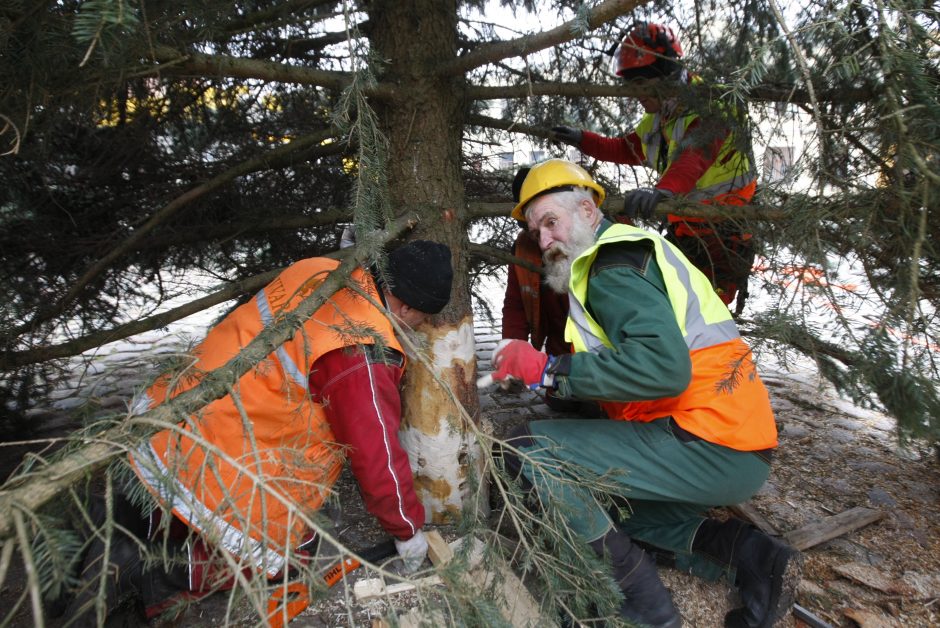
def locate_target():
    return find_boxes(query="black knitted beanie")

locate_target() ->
[387,240,453,314]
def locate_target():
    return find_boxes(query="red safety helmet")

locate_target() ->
[610,22,683,80]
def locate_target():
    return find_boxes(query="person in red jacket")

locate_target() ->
[502,167,570,354]
[61,241,453,625]
[501,167,600,415]
[551,22,757,314]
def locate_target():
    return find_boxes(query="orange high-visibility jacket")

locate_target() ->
[566,224,777,451]
[129,259,402,576]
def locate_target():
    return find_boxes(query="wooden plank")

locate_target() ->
[426,530,554,628]
[425,529,454,565]
[353,574,443,601]
[728,502,780,536]
[784,507,883,551]
[833,562,914,595]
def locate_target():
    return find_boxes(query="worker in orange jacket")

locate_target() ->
[62,241,453,625]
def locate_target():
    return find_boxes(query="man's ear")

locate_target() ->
[581,197,598,222]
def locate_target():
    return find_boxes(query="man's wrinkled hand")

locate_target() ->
[550,125,583,147]
[394,529,428,574]
[623,187,670,220]
[491,340,550,389]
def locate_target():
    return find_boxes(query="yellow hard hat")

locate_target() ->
[510,159,606,221]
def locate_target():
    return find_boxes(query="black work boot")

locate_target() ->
[140,536,197,621]
[589,529,682,628]
[59,491,144,626]
[62,527,146,627]
[693,518,803,628]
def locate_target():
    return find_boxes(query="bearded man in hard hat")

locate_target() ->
[488,159,800,628]
[62,240,453,625]
[551,22,757,315]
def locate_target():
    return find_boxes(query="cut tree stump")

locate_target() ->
[784,507,884,551]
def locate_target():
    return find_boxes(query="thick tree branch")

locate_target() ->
[466,81,878,106]
[0,269,280,370]
[149,45,398,100]
[0,214,419,540]
[265,22,370,59]
[439,0,644,77]
[118,208,354,254]
[468,241,542,276]
[219,0,339,37]
[151,43,351,88]
[744,320,859,369]
[466,198,786,221]
[467,113,552,141]
[2,129,337,348]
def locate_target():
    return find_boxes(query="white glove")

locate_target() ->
[477,339,514,389]
[394,529,428,574]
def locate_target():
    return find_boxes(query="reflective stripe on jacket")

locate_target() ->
[635,77,756,204]
[129,259,403,575]
[565,224,776,451]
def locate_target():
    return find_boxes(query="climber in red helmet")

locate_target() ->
[552,22,758,315]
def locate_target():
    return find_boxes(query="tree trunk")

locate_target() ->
[370,0,483,523]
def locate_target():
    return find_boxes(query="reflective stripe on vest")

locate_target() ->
[132,440,286,575]
[566,224,739,353]
[635,78,757,202]
[255,288,309,389]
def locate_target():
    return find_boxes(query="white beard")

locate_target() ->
[542,213,596,294]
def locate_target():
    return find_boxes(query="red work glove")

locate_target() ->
[491,340,552,389]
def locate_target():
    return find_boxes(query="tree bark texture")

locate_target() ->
[370,0,482,523]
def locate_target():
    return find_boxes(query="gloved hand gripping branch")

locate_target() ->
[623,187,672,220]
[550,125,583,148]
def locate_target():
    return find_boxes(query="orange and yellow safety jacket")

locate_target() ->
[564,223,776,451]
[128,259,404,576]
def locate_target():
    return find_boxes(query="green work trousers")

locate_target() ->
[519,416,771,581]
